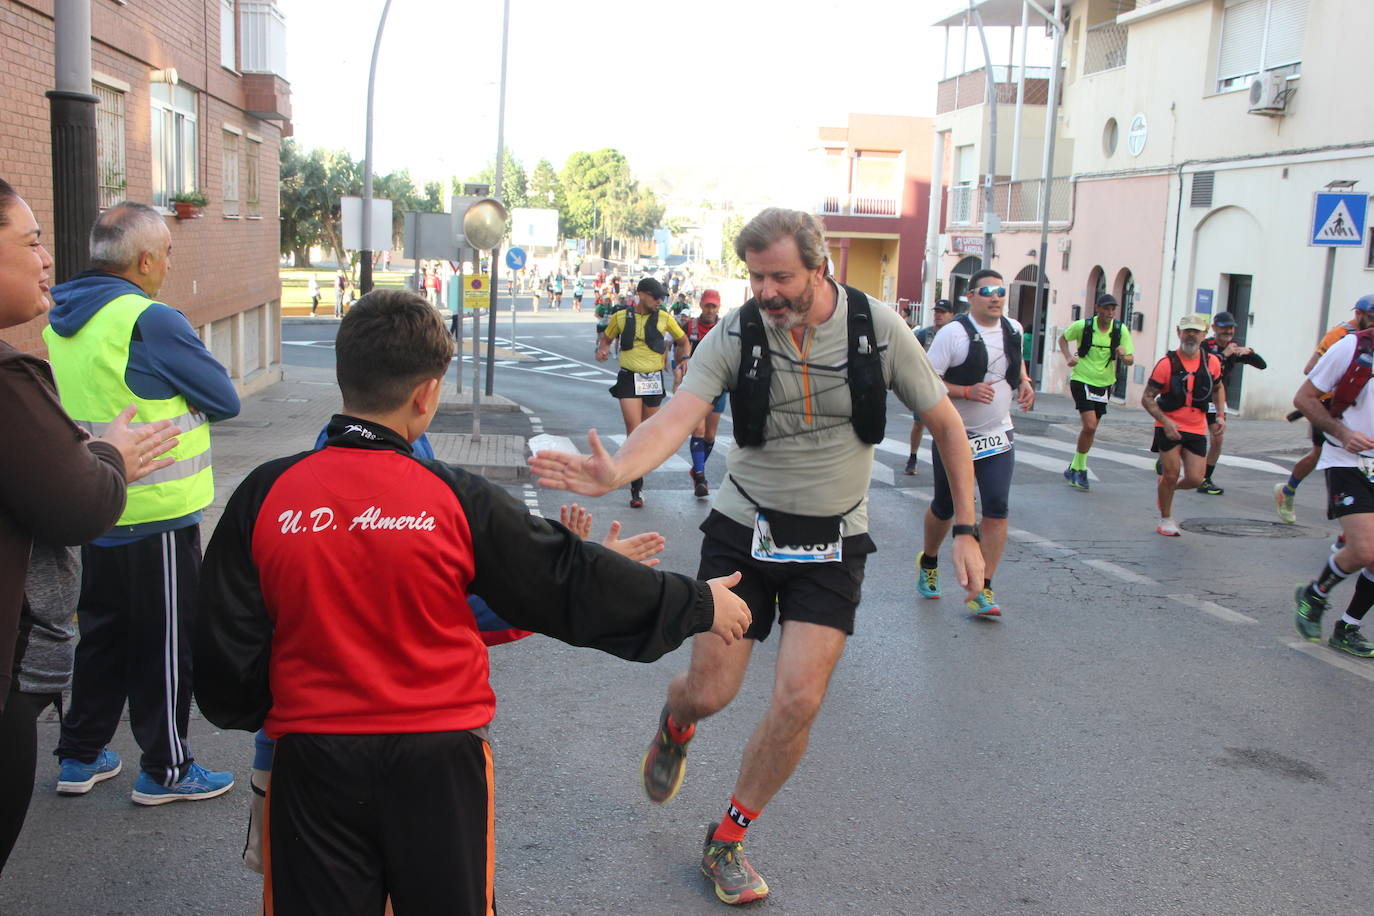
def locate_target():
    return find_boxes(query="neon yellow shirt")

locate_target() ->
[604,309,684,373]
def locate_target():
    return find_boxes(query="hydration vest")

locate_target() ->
[940,314,1023,389]
[729,284,886,448]
[1327,328,1374,419]
[1154,350,1214,412]
[618,309,666,354]
[1077,317,1123,365]
[686,316,718,348]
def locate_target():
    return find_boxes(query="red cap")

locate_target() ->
[699,289,721,306]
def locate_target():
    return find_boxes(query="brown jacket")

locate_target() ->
[0,341,126,707]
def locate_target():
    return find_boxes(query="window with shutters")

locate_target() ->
[93,81,126,210]
[150,83,199,208]
[222,130,240,217]
[1216,0,1309,92]
[245,137,262,218]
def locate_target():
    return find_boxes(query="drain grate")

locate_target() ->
[1179,517,1315,538]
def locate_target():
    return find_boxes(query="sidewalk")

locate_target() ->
[204,366,528,532]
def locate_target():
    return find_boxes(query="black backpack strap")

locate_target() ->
[1002,316,1023,388]
[1076,319,1093,359]
[729,301,771,448]
[842,284,887,445]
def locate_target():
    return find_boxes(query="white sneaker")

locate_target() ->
[1156,517,1181,537]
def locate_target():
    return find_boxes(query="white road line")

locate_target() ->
[604,435,691,472]
[1006,527,1073,554]
[897,489,933,503]
[1288,641,1374,682]
[1082,558,1155,584]
[1166,594,1257,624]
[870,461,895,487]
[529,434,577,455]
[1015,447,1101,481]
[1016,433,1154,470]
[1215,455,1290,475]
[571,370,601,377]
[879,435,1098,481]
[537,363,582,371]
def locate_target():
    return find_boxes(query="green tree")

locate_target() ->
[559,148,662,242]
[469,150,528,209]
[373,168,424,248]
[721,213,746,279]
[527,158,563,212]
[278,141,360,267]
[421,180,444,213]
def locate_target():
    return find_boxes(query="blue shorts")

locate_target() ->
[930,435,1015,520]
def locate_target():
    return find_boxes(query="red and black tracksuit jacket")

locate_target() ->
[191,416,716,737]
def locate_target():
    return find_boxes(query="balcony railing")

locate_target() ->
[947,178,1071,226]
[935,65,1059,114]
[1084,22,1128,75]
[241,0,287,77]
[814,196,900,218]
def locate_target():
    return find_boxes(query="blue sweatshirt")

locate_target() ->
[48,270,241,543]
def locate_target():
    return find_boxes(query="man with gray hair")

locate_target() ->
[531,207,982,904]
[43,202,240,804]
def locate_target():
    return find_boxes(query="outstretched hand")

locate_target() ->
[602,521,665,567]
[95,404,181,483]
[558,503,594,540]
[706,571,752,645]
[529,429,618,496]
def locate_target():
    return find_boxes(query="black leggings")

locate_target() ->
[0,690,59,873]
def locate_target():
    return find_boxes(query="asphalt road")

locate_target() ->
[6,307,1371,915]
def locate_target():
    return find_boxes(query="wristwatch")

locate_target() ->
[952,524,980,540]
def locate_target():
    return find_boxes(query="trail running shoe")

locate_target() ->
[641,705,690,804]
[1295,584,1327,642]
[56,749,122,795]
[692,470,709,499]
[1075,469,1090,490]
[904,456,918,476]
[702,826,769,905]
[131,762,235,806]
[967,587,1000,617]
[1330,622,1374,658]
[1274,483,1297,524]
[1062,467,1075,487]
[630,486,644,509]
[916,553,941,599]
[1156,517,1182,537]
[1197,477,1224,495]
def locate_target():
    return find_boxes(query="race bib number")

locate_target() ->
[969,430,1011,461]
[1084,385,1109,403]
[750,512,842,564]
[633,372,664,396]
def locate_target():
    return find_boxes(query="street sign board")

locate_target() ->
[402,211,458,261]
[341,196,394,250]
[505,247,527,271]
[510,208,560,248]
[1310,192,1367,247]
[463,274,491,308]
[1194,289,1213,314]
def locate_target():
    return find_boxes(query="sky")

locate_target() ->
[282,0,1052,206]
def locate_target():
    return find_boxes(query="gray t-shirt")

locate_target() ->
[681,281,946,534]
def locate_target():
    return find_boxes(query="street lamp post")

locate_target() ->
[484,0,511,395]
[359,0,395,297]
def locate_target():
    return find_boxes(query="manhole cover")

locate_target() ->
[1179,517,1313,538]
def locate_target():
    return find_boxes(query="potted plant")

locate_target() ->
[170,190,208,219]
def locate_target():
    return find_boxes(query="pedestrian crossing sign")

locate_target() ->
[463,274,491,308]
[1310,192,1367,247]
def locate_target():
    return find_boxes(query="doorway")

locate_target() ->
[949,256,980,314]
[1222,273,1252,410]
[1113,271,1136,400]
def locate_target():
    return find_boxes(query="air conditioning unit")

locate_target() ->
[1247,72,1290,116]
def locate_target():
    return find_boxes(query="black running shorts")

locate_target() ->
[609,368,665,407]
[1070,379,1110,417]
[1326,467,1374,519]
[1151,428,1208,457]
[696,511,873,641]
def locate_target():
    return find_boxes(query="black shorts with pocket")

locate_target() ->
[1151,427,1208,458]
[696,511,873,641]
[1326,466,1374,519]
[1070,379,1110,417]
[609,368,665,407]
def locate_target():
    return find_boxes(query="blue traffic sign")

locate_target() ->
[1310,192,1367,247]
[505,247,527,270]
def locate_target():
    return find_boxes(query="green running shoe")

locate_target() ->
[1197,477,1224,495]
[701,827,769,905]
[1274,483,1297,524]
[1329,622,1374,658]
[916,553,941,599]
[1294,584,1327,642]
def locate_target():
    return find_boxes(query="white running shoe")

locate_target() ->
[1156,517,1182,537]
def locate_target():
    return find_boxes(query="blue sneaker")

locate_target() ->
[131,762,235,806]
[967,587,1002,617]
[56,749,122,795]
[1076,469,1091,491]
[916,552,941,599]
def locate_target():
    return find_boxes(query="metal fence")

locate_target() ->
[1084,22,1128,75]
[947,178,1071,227]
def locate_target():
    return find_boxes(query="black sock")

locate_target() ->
[920,553,938,570]
[1314,556,1353,597]
[983,578,992,590]
[631,478,643,491]
[1345,570,1374,622]
[1205,463,1216,479]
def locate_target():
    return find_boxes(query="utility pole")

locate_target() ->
[485,0,511,395]
[47,0,99,283]
[359,0,394,296]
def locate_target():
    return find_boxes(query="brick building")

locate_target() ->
[0,0,290,394]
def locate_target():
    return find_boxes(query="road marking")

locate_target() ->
[605,435,690,471]
[897,489,932,503]
[537,363,581,371]
[1214,455,1290,475]
[571,370,601,377]
[1006,527,1073,554]
[870,461,895,487]
[1167,594,1257,624]
[1288,641,1374,682]
[879,435,1098,481]
[529,434,577,455]
[1016,433,1153,471]
[1082,558,1155,584]
[1015,447,1100,481]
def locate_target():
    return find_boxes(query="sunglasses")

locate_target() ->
[975,285,1007,298]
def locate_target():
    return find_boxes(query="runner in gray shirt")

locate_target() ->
[530,208,981,906]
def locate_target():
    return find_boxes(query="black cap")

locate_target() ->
[636,277,667,300]
[1095,294,1119,308]
[933,299,953,312]
[1212,311,1237,327]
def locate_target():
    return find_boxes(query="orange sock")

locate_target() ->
[666,713,694,743]
[712,796,760,844]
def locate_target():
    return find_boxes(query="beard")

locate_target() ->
[760,276,816,330]
[1179,340,1201,355]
